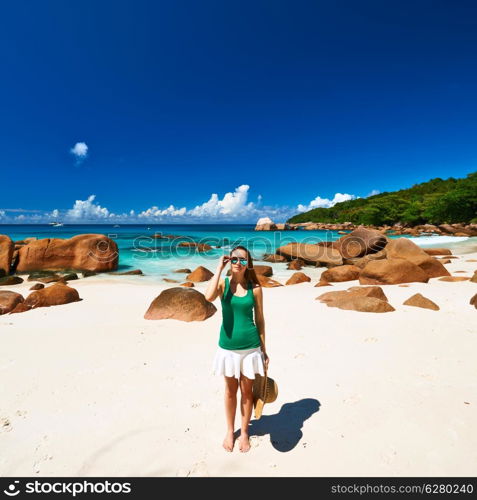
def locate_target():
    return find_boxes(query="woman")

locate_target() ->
[205,245,269,453]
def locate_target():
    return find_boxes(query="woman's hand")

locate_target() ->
[262,351,269,370]
[216,254,230,272]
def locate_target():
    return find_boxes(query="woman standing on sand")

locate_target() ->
[205,245,269,453]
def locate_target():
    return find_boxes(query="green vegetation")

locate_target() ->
[287,172,477,226]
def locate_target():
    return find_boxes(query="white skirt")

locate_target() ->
[212,345,265,380]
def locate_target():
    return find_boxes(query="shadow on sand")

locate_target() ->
[236,398,321,452]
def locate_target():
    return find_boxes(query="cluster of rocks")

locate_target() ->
[277,229,473,286]
[0,234,119,277]
[384,223,477,237]
[315,287,441,313]
[143,228,476,320]
[2,229,475,320]
[254,218,477,236]
[0,282,81,315]
[0,234,121,316]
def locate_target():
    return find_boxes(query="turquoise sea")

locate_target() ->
[1,224,475,283]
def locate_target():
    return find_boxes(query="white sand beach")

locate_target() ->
[1,246,476,477]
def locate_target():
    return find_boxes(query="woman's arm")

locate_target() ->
[205,256,228,301]
[253,286,268,366]
[205,273,223,302]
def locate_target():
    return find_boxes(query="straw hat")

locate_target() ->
[252,370,278,419]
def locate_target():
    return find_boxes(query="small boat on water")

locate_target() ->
[113,224,120,227]
[49,221,63,227]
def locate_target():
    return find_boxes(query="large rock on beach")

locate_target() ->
[186,266,214,282]
[144,287,217,321]
[334,228,388,259]
[336,297,395,313]
[385,238,450,279]
[0,235,14,276]
[320,265,361,282]
[317,286,389,303]
[255,217,277,231]
[317,289,395,313]
[359,259,429,285]
[16,234,119,273]
[275,242,343,267]
[257,275,283,287]
[24,282,81,309]
[0,291,24,315]
[285,272,311,285]
[403,293,439,311]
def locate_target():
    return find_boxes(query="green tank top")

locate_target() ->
[218,276,261,350]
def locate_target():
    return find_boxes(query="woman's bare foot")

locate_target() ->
[239,433,251,452]
[223,431,235,452]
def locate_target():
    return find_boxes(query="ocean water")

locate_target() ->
[1,224,475,283]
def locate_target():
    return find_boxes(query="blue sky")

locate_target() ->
[1,0,476,223]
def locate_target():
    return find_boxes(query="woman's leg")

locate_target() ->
[223,375,239,451]
[238,374,254,452]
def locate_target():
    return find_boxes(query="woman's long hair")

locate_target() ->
[229,245,261,287]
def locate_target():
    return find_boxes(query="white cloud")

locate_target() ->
[136,184,260,221]
[0,210,5,218]
[70,142,88,161]
[187,184,255,218]
[6,185,356,223]
[138,204,187,218]
[66,194,111,220]
[296,192,356,212]
[0,208,42,213]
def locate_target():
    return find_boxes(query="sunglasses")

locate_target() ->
[229,257,248,266]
